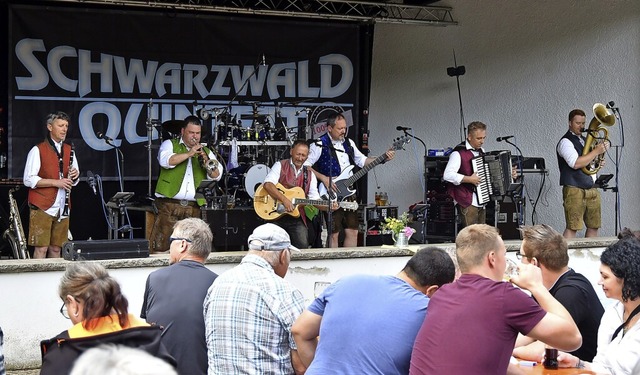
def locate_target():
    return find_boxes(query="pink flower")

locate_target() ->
[402,227,416,237]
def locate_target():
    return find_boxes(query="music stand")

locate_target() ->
[595,174,613,189]
[195,180,218,201]
[107,192,134,239]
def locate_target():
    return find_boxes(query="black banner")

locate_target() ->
[8,4,367,180]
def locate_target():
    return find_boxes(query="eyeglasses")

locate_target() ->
[515,252,529,261]
[169,237,192,243]
[60,303,70,319]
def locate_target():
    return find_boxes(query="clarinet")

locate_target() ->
[62,143,74,217]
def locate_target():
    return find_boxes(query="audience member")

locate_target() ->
[292,247,455,374]
[513,224,603,362]
[40,262,175,374]
[70,344,177,375]
[141,217,217,375]
[558,236,640,374]
[0,325,5,375]
[409,224,581,375]
[203,223,306,374]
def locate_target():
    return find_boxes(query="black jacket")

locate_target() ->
[40,324,176,375]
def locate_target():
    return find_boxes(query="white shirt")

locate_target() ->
[156,138,222,201]
[23,141,80,218]
[443,141,483,207]
[264,160,320,200]
[591,301,640,375]
[557,134,596,182]
[305,136,368,174]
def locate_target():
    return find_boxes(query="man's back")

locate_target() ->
[410,274,546,375]
[550,269,604,361]
[204,255,305,374]
[306,274,429,375]
[141,260,217,375]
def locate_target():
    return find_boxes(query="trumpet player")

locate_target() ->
[556,108,609,239]
[23,111,80,258]
[153,115,223,253]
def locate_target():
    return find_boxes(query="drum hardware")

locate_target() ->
[161,119,185,135]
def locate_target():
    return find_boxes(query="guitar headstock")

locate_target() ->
[391,135,411,151]
[339,201,359,211]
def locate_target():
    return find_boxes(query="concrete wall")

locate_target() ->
[365,0,640,236]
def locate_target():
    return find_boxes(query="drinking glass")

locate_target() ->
[504,258,519,281]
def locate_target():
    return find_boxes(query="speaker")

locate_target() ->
[202,208,264,251]
[62,239,149,261]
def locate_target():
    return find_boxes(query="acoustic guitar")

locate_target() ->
[254,183,359,221]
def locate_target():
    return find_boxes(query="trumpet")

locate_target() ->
[192,138,219,173]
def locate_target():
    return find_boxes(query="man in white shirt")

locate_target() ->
[23,111,79,258]
[443,121,487,227]
[304,113,394,247]
[556,109,608,238]
[152,115,223,252]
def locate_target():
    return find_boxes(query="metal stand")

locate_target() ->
[106,192,134,239]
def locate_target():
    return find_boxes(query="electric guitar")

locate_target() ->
[318,135,410,201]
[253,183,359,221]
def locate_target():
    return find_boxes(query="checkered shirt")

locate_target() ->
[204,254,305,374]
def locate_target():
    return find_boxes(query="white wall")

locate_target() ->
[366,0,640,236]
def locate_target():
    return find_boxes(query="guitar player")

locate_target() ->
[263,139,337,249]
[305,113,395,248]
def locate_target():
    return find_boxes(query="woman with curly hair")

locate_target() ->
[559,236,640,374]
[40,262,175,374]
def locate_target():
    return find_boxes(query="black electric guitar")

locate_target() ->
[318,135,410,201]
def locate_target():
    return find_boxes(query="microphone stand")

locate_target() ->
[402,130,427,202]
[314,140,345,248]
[103,139,133,238]
[503,139,525,226]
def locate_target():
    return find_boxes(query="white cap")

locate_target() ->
[247,223,300,252]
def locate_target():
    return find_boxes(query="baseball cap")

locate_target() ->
[247,223,300,252]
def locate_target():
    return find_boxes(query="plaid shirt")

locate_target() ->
[204,254,305,374]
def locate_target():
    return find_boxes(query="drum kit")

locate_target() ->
[156,100,307,210]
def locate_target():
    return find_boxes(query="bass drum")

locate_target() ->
[244,164,270,198]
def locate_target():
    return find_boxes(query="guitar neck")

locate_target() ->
[292,198,329,207]
[345,153,387,185]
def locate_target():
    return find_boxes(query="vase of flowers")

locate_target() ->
[382,212,416,248]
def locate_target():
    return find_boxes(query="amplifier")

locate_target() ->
[62,239,149,261]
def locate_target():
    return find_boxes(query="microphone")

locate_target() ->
[295,108,308,116]
[261,54,266,66]
[86,170,97,195]
[496,135,514,142]
[396,126,411,131]
[96,132,113,142]
[606,101,617,110]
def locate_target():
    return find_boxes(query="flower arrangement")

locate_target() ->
[382,212,416,238]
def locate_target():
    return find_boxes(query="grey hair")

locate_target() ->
[70,344,177,375]
[46,111,70,125]
[172,218,212,260]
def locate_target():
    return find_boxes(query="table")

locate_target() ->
[518,364,596,374]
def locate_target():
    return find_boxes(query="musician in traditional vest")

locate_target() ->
[443,121,487,227]
[305,113,395,248]
[153,115,223,252]
[556,109,608,238]
[23,111,80,258]
[263,140,333,249]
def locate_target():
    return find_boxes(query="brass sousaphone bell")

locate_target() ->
[581,103,615,175]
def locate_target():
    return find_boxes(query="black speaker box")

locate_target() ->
[62,239,149,261]
[202,208,264,251]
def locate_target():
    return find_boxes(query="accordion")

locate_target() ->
[471,150,521,205]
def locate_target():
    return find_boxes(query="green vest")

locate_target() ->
[155,139,211,206]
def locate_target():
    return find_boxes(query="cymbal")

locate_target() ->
[162,120,185,134]
[240,113,268,121]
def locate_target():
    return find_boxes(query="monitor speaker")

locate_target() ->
[62,239,149,261]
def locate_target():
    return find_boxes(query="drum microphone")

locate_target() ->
[496,135,514,142]
[87,170,97,195]
[96,132,113,143]
[396,126,411,131]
